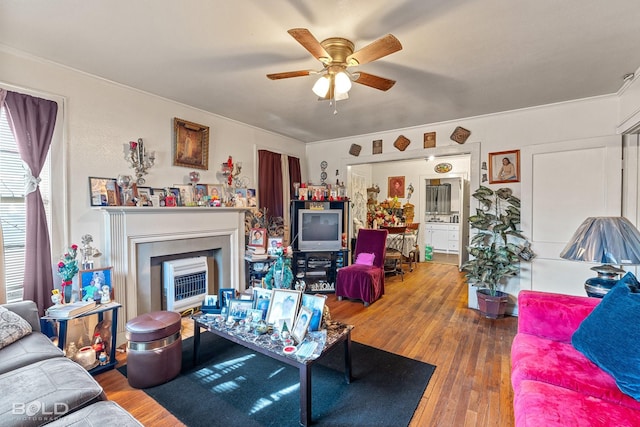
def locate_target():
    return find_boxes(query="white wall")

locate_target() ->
[306,95,623,312]
[0,47,305,255]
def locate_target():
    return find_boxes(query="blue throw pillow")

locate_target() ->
[572,272,640,400]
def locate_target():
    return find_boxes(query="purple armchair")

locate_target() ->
[335,228,388,306]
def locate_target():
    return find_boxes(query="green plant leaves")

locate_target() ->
[463,186,534,293]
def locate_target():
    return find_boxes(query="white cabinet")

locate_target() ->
[448,225,459,252]
[425,223,459,254]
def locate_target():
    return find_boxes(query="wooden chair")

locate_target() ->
[405,223,420,272]
[382,225,407,280]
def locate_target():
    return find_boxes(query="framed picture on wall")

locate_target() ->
[489,150,520,183]
[173,118,210,170]
[387,176,405,198]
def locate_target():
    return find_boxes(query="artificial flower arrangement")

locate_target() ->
[367,198,404,228]
[56,244,79,303]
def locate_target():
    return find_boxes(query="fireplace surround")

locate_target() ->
[101,207,247,345]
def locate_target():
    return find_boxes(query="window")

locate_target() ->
[0,105,52,302]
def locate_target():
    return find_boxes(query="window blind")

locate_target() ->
[0,106,52,302]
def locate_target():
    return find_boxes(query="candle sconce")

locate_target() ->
[220,156,245,187]
[125,138,155,185]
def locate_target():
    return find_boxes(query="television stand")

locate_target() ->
[290,199,350,293]
[293,249,348,293]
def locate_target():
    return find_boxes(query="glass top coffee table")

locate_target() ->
[192,314,353,426]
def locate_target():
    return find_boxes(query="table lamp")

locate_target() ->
[559,217,640,297]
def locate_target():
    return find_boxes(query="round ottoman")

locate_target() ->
[125,311,182,389]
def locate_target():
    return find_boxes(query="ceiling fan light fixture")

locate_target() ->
[312,75,330,97]
[334,71,352,93]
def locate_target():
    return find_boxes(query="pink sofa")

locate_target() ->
[511,290,640,426]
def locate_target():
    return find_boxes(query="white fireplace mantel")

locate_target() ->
[101,207,247,344]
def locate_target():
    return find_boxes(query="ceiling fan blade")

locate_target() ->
[287,28,331,63]
[346,34,402,66]
[354,72,396,91]
[266,70,312,80]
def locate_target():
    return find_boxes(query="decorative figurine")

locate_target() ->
[100,285,111,304]
[51,289,62,306]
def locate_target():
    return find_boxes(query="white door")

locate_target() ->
[458,179,470,268]
[521,135,622,296]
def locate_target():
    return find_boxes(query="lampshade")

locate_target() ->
[312,75,330,97]
[312,71,352,99]
[559,216,640,297]
[334,71,352,94]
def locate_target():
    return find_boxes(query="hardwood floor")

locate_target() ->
[95,261,518,426]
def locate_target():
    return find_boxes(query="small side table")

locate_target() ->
[43,302,121,375]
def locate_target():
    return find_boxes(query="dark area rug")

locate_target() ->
[118,333,435,427]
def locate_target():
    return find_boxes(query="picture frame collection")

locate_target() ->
[202,287,327,344]
[89,176,257,208]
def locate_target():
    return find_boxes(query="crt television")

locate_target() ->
[297,209,343,251]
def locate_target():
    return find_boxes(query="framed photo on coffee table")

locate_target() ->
[266,289,301,327]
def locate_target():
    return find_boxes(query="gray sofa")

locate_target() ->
[0,300,142,426]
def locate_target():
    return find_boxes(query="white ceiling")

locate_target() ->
[1,0,640,143]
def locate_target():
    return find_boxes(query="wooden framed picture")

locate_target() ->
[489,150,520,184]
[79,267,113,302]
[89,177,119,207]
[266,289,301,328]
[249,228,267,248]
[372,139,383,154]
[136,186,153,206]
[292,306,313,344]
[388,176,405,198]
[118,183,138,206]
[173,117,210,170]
[423,132,436,148]
[301,293,327,331]
[228,299,253,320]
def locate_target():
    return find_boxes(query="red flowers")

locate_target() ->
[129,140,137,150]
[57,244,79,283]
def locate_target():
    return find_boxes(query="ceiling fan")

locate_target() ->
[267,28,402,102]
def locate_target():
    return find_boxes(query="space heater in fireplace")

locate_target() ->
[163,256,208,312]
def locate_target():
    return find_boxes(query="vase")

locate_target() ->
[62,280,73,303]
[476,289,509,319]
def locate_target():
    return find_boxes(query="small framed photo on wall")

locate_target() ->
[489,150,520,184]
[388,176,405,198]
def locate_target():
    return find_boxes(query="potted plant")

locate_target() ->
[461,186,534,318]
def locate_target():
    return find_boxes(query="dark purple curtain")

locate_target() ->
[258,150,284,218]
[4,91,57,315]
[288,156,301,198]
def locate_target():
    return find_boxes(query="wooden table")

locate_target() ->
[192,314,353,426]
